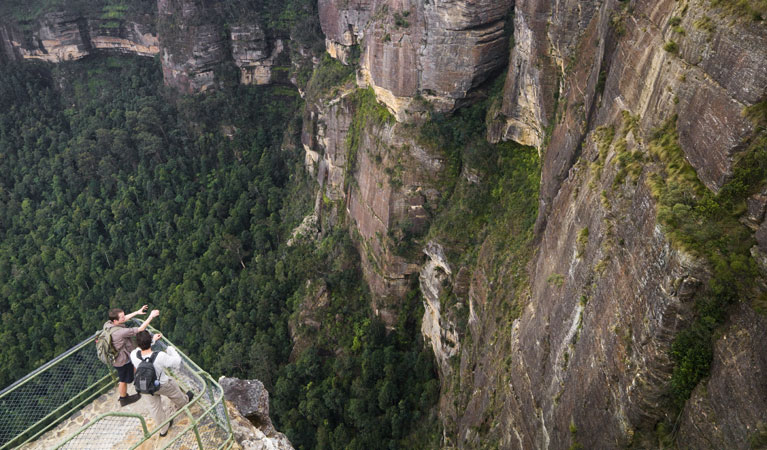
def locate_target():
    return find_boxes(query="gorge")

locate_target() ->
[1,0,766,448]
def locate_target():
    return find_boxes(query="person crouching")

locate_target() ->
[131,330,194,437]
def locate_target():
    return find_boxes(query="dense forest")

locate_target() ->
[0,56,439,448]
[5,0,767,446]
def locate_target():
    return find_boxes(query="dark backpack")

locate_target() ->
[134,350,160,395]
[95,324,119,366]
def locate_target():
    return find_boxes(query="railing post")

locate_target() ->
[185,408,205,449]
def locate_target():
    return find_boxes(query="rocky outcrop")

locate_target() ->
[744,189,767,279]
[220,377,293,450]
[8,0,764,446]
[419,241,460,377]
[0,1,289,93]
[287,280,330,360]
[319,0,513,120]
[157,0,228,93]
[318,0,370,64]
[0,12,159,63]
[88,21,159,56]
[0,23,23,62]
[306,0,767,444]
[498,155,706,447]
[500,0,765,233]
[156,0,290,92]
[494,0,558,147]
[666,2,766,192]
[303,87,356,204]
[231,24,285,85]
[13,12,91,62]
[302,87,444,325]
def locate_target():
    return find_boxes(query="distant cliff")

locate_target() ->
[0,4,288,92]
[0,12,158,62]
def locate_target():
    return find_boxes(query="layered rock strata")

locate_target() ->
[302,87,444,325]
[3,0,766,446]
[158,0,289,92]
[502,0,765,233]
[438,0,767,446]
[156,0,228,93]
[231,24,285,85]
[319,0,513,120]
[0,2,287,93]
[311,0,767,443]
[0,11,159,63]
[677,303,767,448]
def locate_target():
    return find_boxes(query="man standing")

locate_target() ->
[105,305,159,406]
[131,330,193,437]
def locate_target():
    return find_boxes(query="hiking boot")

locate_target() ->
[186,390,194,402]
[118,393,141,407]
[159,419,174,437]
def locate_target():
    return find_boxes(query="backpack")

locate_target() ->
[95,324,119,366]
[134,350,160,395]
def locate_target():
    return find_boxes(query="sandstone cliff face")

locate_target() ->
[287,279,330,361]
[494,0,556,147]
[5,0,766,446]
[319,0,513,120]
[0,1,287,93]
[506,0,764,229]
[419,241,460,377]
[677,303,767,448]
[231,24,286,86]
[489,151,706,447]
[157,0,228,93]
[157,0,288,92]
[302,86,444,325]
[0,23,23,62]
[434,0,767,446]
[308,0,767,443]
[0,11,159,63]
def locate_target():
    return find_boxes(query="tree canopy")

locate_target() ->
[0,56,439,449]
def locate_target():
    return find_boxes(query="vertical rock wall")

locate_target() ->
[0,1,286,93]
[158,0,288,92]
[309,0,767,443]
[319,0,513,120]
[157,0,228,93]
[0,11,159,63]
[301,87,445,325]
[439,0,767,446]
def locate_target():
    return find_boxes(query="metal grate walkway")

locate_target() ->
[0,319,234,450]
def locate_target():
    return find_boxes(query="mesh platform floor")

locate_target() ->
[17,386,223,450]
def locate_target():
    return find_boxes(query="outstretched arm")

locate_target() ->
[137,309,160,331]
[125,305,148,320]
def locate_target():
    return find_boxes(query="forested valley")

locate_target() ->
[0,56,440,449]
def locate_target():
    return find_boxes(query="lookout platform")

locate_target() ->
[0,320,234,450]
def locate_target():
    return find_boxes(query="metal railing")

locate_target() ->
[0,320,233,450]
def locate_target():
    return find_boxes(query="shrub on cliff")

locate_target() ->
[648,116,766,406]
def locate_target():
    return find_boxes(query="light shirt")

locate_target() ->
[130,346,182,384]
